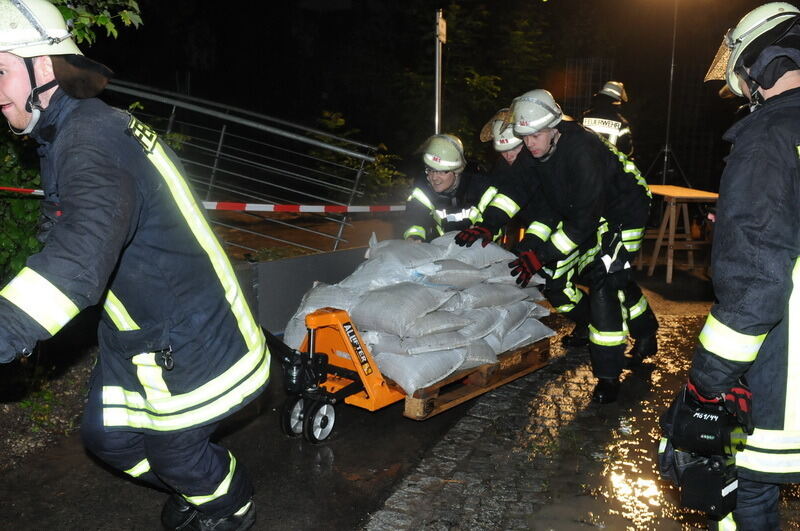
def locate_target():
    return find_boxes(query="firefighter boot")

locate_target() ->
[161,493,198,530]
[626,333,658,368]
[592,377,621,404]
[186,500,256,531]
[560,323,589,349]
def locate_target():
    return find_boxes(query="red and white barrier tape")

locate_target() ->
[0,186,406,212]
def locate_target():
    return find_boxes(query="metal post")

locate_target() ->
[206,124,227,200]
[661,0,678,185]
[434,9,446,134]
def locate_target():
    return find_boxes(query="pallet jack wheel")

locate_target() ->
[303,401,336,443]
[280,396,305,437]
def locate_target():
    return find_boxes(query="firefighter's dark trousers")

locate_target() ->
[710,477,780,531]
[541,240,658,380]
[80,361,253,518]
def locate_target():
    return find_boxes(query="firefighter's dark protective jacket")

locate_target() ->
[0,90,269,434]
[581,95,634,157]
[689,87,800,483]
[403,170,498,241]
[485,121,650,267]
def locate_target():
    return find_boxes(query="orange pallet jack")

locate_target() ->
[269,307,405,443]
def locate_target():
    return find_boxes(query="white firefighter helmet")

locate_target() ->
[479,108,522,152]
[511,89,563,136]
[0,0,81,57]
[705,2,800,97]
[599,80,628,102]
[421,134,466,172]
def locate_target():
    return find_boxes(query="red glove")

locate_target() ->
[508,250,542,288]
[454,225,493,248]
[687,379,754,435]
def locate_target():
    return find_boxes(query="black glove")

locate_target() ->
[688,379,754,435]
[454,225,493,248]
[508,250,542,288]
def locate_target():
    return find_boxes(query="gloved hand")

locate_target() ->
[508,250,542,288]
[687,378,753,435]
[454,225,493,248]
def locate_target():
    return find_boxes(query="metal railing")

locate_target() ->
[102,80,378,255]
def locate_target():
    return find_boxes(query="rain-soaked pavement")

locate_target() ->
[4,266,800,530]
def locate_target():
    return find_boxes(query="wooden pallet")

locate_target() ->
[402,338,550,421]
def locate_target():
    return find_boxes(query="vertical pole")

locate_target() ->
[661,0,678,184]
[435,9,446,134]
[206,124,227,200]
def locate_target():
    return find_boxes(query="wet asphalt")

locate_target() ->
[3,265,799,530]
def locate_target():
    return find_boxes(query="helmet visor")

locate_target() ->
[704,38,731,82]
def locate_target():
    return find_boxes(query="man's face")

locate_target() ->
[0,52,33,130]
[500,144,523,165]
[737,75,752,101]
[426,168,458,193]
[523,129,556,159]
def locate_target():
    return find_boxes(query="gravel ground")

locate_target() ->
[0,317,97,473]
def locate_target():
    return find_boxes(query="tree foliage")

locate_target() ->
[0,1,142,282]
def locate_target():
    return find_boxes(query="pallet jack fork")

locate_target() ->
[272,307,405,443]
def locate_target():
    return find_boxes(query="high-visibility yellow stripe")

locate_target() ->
[699,313,765,362]
[487,193,520,218]
[551,229,578,255]
[0,267,79,335]
[602,138,651,198]
[589,324,627,346]
[104,290,140,331]
[184,452,236,506]
[476,186,498,213]
[101,347,270,431]
[628,295,648,320]
[526,221,552,241]
[404,226,426,240]
[125,458,151,478]
[132,352,171,400]
[409,187,435,210]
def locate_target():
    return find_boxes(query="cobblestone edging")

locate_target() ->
[363,335,596,531]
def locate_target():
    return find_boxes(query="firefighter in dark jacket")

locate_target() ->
[458,89,658,403]
[581,81,634,158]
[0,2,267,530]
[660,3,800,528]
[403,134,498,242]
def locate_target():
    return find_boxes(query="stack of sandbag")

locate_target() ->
[282,232,554,396]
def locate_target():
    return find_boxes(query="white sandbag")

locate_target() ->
[414,259,489,289]
[360,329,403,354]
[460,338,498,369]
[492,301,536,340]
[402,331,470,355]
[405,310,471,337]
[338,255,414,291]
[351,282,454,336]
[374,349,466,396]
[456,307,505,340]
[282,316,307,350]
[520,286,546,301]
[483,261,518,284]
[530,302,551,319]
[364,238,445,267]
[282,283,363,349]
[431,232,516,268]
[457,284,528,309]
[499,318,556,352]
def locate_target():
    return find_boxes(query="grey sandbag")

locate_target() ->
[460,338,498,369]
[404,310,471,337]
[351,282,454,336]
[374,349,466,395]
[414,259,489,289]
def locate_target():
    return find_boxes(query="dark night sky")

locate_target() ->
[86,0,770,188]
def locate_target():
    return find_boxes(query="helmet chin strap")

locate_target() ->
[10,57,58,136]
[538,130,560,162]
